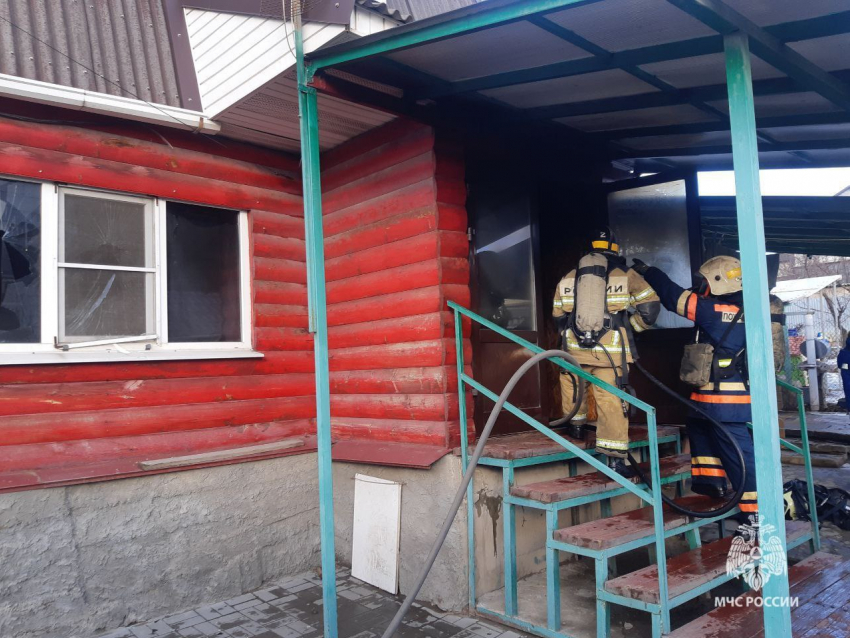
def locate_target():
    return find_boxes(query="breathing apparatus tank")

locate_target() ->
[573,251,609,348]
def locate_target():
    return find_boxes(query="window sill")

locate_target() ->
[0,348,264,366]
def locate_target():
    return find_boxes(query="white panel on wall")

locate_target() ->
[351,474,402,594]
[184,9,344,116]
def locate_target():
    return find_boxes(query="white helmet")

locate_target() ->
[699,256,742,296]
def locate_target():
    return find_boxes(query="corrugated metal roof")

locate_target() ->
[0,0,182,107]
[364,0,482,23]
[773,275,842,302]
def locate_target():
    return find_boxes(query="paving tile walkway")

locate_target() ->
[96,568,531,638]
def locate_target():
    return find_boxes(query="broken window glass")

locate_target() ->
[166,203,241,342]
[62,194,151,267]
[62,269,151,338]
[0,178,40,344]
[59,191,154,342]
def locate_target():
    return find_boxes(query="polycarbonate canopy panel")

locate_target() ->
[556,105,720,132]
[721,0,848,27]
[479,68,658,109]
[762,123,850,143]
[789,35,850,73]
[621,131,732,151]
[386,21,592,82]
[706,92,843,118]
[307,0,850,167]
[640,53,785,90]
[545,0,716,51]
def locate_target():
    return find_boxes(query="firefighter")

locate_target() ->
[553,229,660,476]
[632,255,758,521]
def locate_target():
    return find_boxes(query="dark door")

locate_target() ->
[468,181,549,436]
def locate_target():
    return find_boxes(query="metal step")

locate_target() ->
[604,520,811,605]
[667,551,847,637]
[475,424,681,461]
[510,453,691,504]
[552,495,724,550]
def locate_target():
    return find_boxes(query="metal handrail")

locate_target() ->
[775,380,821,550]
[450,301,672,625]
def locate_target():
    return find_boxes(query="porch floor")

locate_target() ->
[95,567,533,638]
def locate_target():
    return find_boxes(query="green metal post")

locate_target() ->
[296,21,338,638]
[795,389,821,551]
[546,509,561,630]
[503,467,518,616]
[454,310,476,610]
[646,410,670,632]
[724,32,792,635]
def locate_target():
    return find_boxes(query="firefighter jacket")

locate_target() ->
[642,266,751,423]
[552,255,660,367]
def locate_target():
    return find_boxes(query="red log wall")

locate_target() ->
[0,112,472,491]
[0,112,313,491]
[321,119,472,448]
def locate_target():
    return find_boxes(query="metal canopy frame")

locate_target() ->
[294,2,850,637]
[306,0,850,169]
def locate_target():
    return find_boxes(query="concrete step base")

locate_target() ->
[781,451,847,467]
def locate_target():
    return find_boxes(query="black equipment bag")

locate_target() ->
[783,479,850,530]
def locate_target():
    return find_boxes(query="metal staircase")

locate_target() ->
[449,302,820,638]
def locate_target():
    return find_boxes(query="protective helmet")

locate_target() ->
[590,228,620,255]
[699,255,743,295]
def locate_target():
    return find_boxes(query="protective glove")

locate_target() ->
[631,258,650,275]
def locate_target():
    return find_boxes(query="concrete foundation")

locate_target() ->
[0,453,322,638]
[332,454,469,613]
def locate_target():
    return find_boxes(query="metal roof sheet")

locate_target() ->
[0,0,182,107]
[358,0,481,23]
[772,275,842,302]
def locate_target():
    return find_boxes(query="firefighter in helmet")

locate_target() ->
[553,229,660,476]
[633,255,758,521]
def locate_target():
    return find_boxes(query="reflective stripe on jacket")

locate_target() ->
[552,257,660,366]
[643,266,751,422]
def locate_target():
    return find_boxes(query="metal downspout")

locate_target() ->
[724,32,793,636]
[295,8,339,638]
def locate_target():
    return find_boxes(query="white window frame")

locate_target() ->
[0,178,259,365]
[57,188,157,345]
